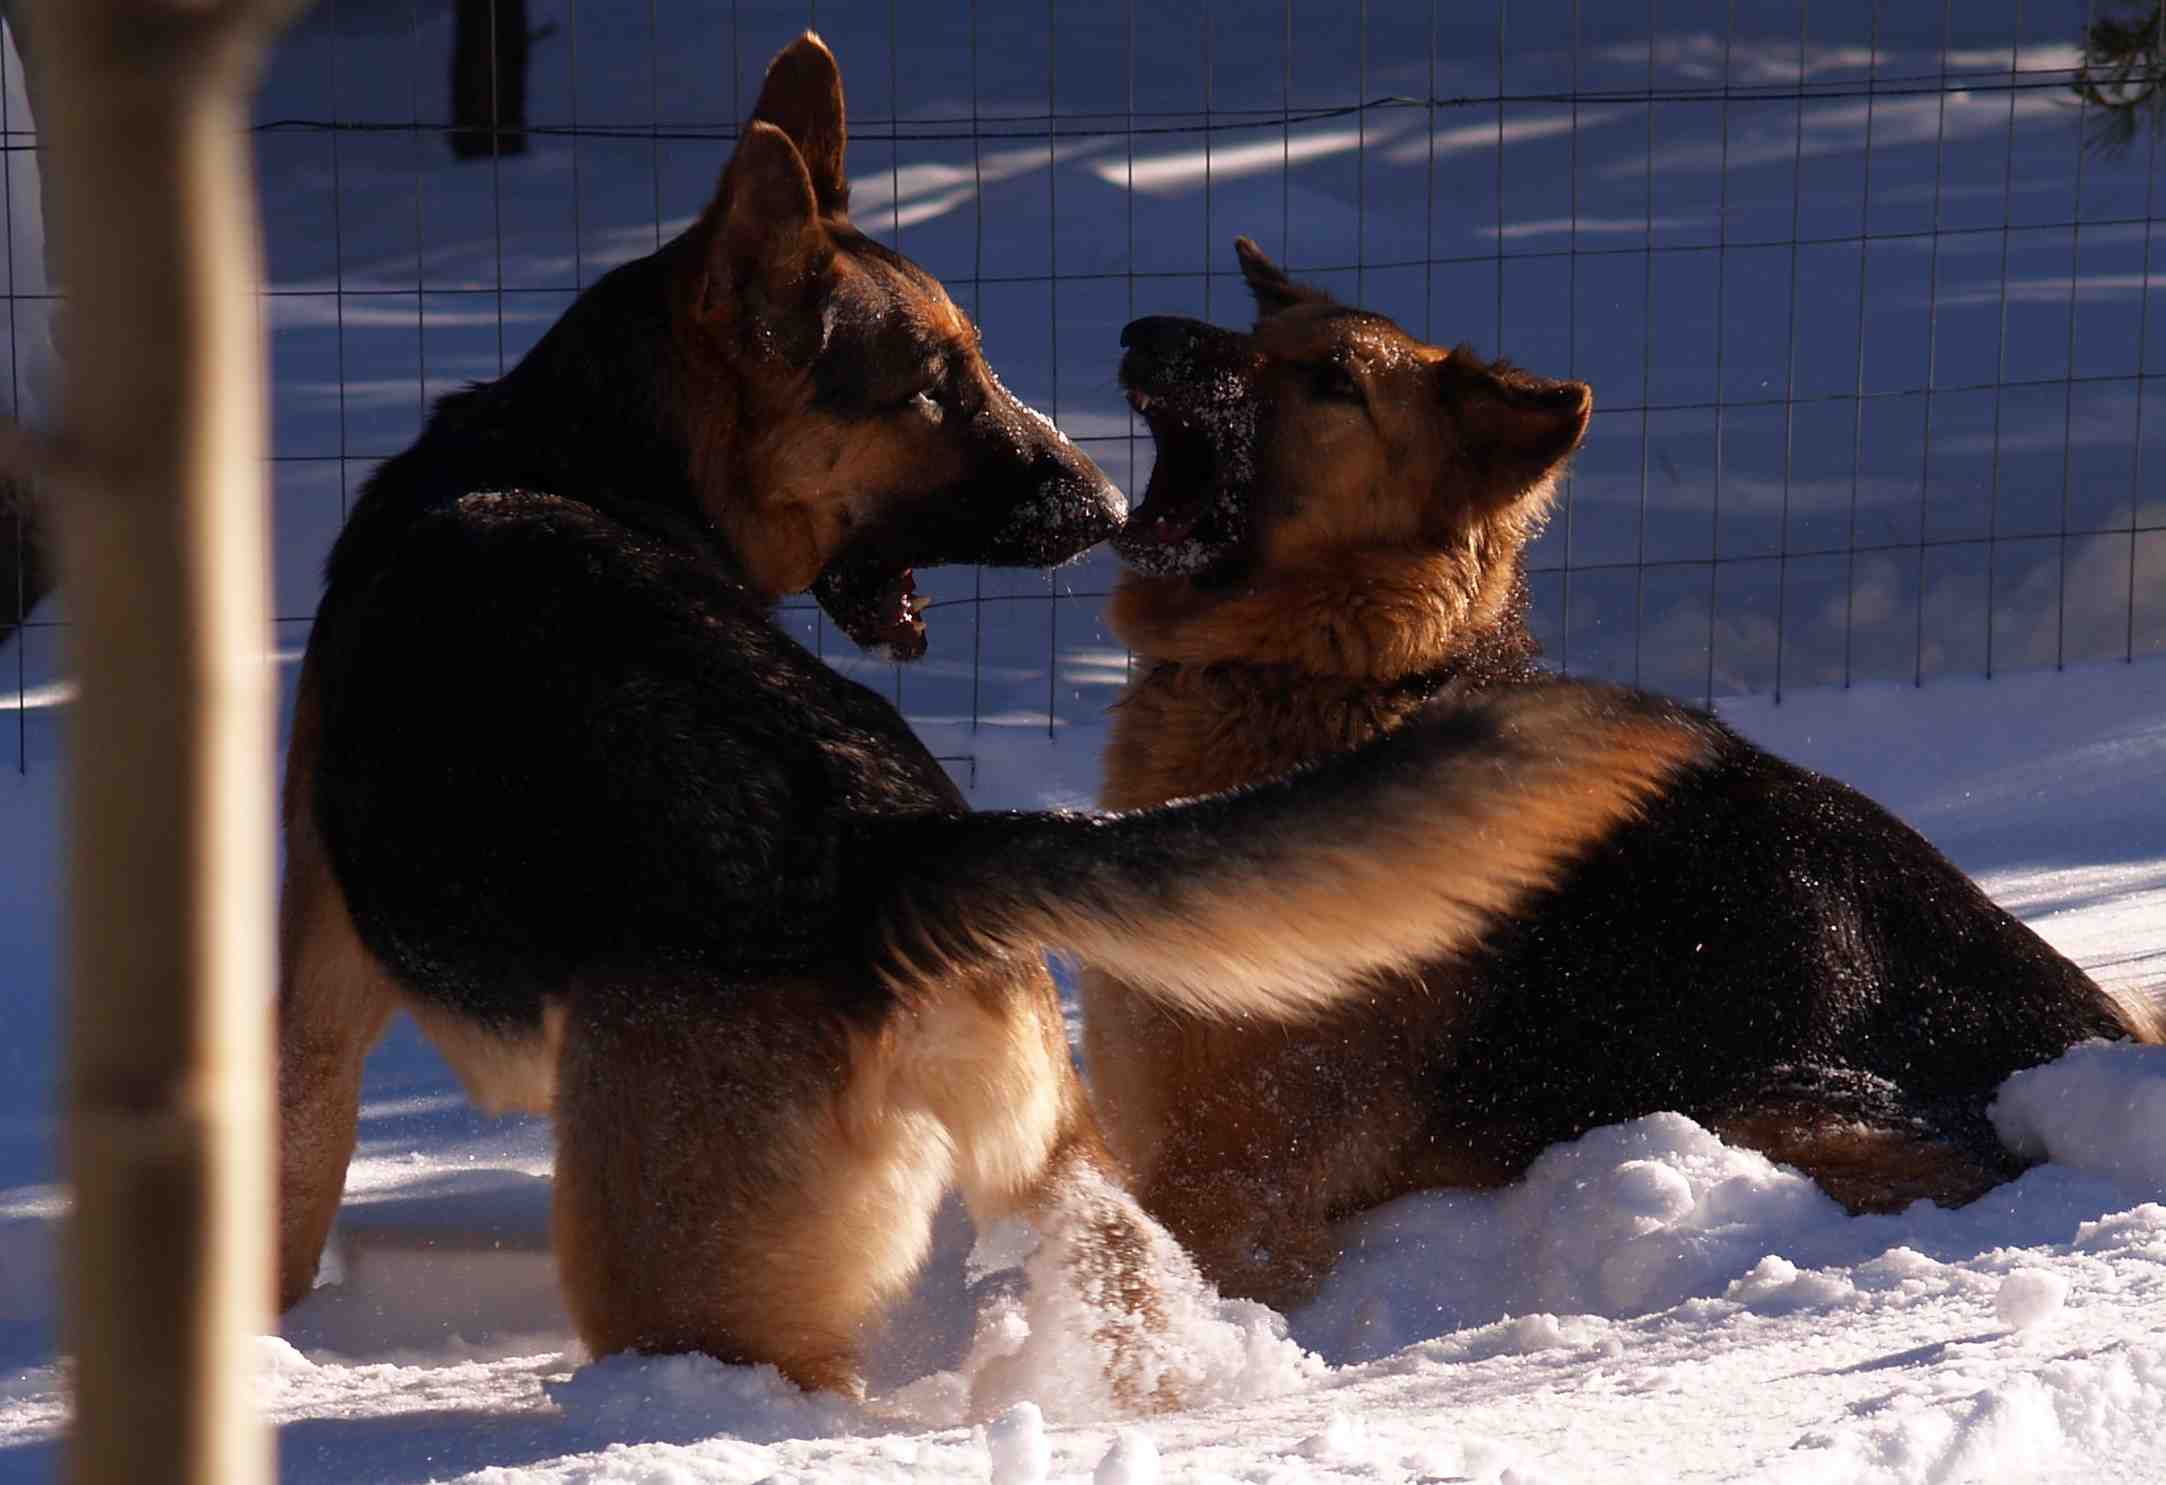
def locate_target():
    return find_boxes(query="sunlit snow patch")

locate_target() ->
[1991,1039,2166,1187]
[1294,1111,1851,1361]
[545,1352,863,1447]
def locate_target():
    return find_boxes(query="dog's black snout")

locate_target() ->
[1120,316,1205,358]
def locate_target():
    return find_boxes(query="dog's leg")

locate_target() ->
[1014,1137,1200,1414]
[553,980,949,1396]
[1707,1079,2026,1214]
[277,661,404,1310]
[904,967,1188,1413]
[276,814,396,1311]
[1130,1141,1339,1316]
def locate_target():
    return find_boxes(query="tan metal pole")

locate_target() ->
[24,2,305,1481]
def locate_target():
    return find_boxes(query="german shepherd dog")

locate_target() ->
[277,41,1706,1402]
[1083,237,2164,1311]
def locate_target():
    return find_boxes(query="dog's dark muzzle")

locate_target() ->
[1118,315,1241,399]
[973,448,1126,567]
[808,381,1127,658]
[1120,314,1214,360]
[943,390,1126,569]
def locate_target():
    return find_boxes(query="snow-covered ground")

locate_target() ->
[2,2,2164,1478]
[0,654,2163,1483]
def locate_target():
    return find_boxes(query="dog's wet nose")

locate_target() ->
[1120,316,1203,358]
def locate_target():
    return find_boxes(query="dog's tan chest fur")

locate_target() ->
[1101,656,1424,812]
[1099,550,1500,811]
[1086,570,1513,1305]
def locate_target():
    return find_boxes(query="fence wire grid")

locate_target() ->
[5,0,2166,782]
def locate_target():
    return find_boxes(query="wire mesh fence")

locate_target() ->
[4,0,2165,780]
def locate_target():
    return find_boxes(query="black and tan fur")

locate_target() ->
[1083,238,2163,1310]
[277,44,1708,1404]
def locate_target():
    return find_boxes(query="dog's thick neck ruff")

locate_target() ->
[1098,545,1546,811]
[1106,542,1542,690]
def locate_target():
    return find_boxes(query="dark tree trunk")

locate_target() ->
[450,0,530,160]
[0,476,48,653]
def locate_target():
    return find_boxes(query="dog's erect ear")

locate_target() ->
[703,121,827,342]
[1448,359,1594,503]
[749,32,849,215]
[1235,236,1332,319]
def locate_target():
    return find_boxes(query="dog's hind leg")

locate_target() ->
[1707,1073,2026,1214]
[277,660,406,1310]
[276,806,397,1311]
[903,966,1188,1414]
[552,978,951,1396]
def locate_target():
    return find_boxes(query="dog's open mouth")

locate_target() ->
[808,451,1125,662]
[811,559,926,662]
[1124,391,1215,548]
[1112,385,1250,578]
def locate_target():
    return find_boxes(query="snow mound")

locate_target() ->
[1995,1269,2070,1330]
[545,1352,863,1447]
[1724,1254,1858,1314]
[1297,1047,2166,1369]
[1991,1040,2166,1186]
[1092,1427,1159,1484]
[985,1400,1051,1484]
[1295,1407,1371,1463]
[1294,1111,1853,1359]
[255,1335,318,1380]
[2073,1202,2166,1256]
[1764,1344,2166,1485]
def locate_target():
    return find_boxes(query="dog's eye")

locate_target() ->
[873,377,938,416]
[884,358,946,417]
[1309,361,1364,404]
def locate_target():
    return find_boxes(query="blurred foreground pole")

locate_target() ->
[29,0,304,1481]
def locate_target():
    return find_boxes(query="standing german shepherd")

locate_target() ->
[1083,237,2163,1310]
[278,42,1706,1403]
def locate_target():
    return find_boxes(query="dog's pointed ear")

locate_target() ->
[700,121,827,341]
[1235,236,1331,319]
[1446,356,1594,505]
[748,32,849,215]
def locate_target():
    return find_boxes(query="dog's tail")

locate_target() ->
[863,679,1715,1022]
[2107,979,2166,1044]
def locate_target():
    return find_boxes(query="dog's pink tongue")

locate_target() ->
[1132,499,1199,548]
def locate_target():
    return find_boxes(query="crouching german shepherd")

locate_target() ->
[1083,237,2165,1311]
[277,41,1707,1404]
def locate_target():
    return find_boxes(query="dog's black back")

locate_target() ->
[314,480,959,1030]
[1426,707,2124,1176]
